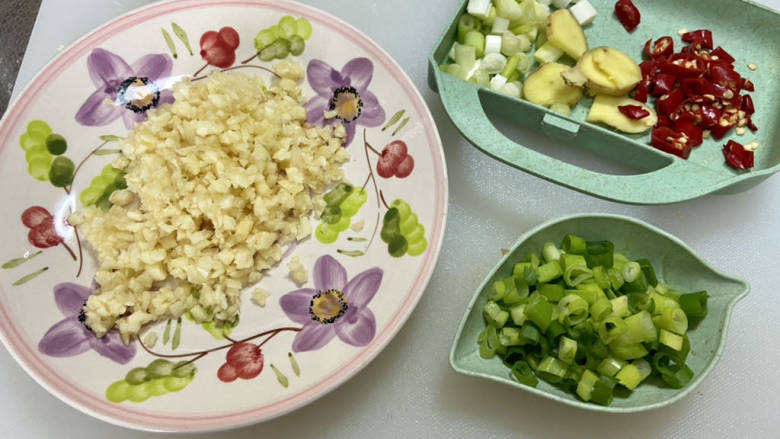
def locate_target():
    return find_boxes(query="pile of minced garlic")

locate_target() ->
[70,60,349,342]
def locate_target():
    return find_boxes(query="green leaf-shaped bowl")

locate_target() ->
[449,213,749,413]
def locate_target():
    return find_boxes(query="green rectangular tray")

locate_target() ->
[428,0,780,204]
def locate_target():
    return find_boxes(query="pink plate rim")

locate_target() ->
[0,0,448,432]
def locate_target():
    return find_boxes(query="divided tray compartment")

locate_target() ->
[428,0,780,204]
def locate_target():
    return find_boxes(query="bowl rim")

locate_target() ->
[448,212,750,413]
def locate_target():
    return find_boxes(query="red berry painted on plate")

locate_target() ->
[218,27,240,50]
[199,27,240,68]
[22,206,52,228]
[395,155,414,178]
[224,342,264,380]
[217,362,238,383]
[376,140,415,179]
[28,222,63,248]
[376,157,395,178]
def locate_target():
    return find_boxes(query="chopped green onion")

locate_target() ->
[501,54,521,78]
[457,14,478,44]
[538,282,565,302]
[525,296,554,333]
[592,266,610,290]
[561,253,588,270]
[609,295,629,318]
[633,359,652,381]
[546,320,567,343]
[513,262,532,278]
[476,233,708,405]
[679,291,709,318]
[575,283,605,304]
[558,336,577,364]
[576,369,599,401]
[542,242,562,262]
[535,261,563,283]
[509,304,527,326]
[623,310,658,343]
[654,307,688,335]
[590,376,617,406]
[503,346,527,366]
[597,357,626,377]
[590,298,613,321]
[537,356,569,383]
[650,291,678,315]
[608,267,624,290]
[518,323,541,345]
[661,363,694,389]
[635,258,658,287]
[463,30,485,57]
[564,265,593,287]
[500,326,523,346]
[483,301,509,328]
[627,292,654,314]
[558,294,588,326]
[585,240,614,268]
[511,360,538,387]
[562,234,587,254]
[609,339,648,360]
[615,363,642,390]
[659,329,684,351]
[598,316,627,344]
[503,278,530,305]
[490,278,508,301]
[621,262,642,283]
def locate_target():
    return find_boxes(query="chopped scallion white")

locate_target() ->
[569,0,597,26]
[484,34,503,55]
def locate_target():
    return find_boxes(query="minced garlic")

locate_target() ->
[74,64,349,341]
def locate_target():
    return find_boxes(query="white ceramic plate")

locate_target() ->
[0,0,447,432]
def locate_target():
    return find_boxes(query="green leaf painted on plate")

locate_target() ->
[99,135,123,142]
[392,116,410,136]
[2,250,42,269]
[347,237,367,242]
[172,317,182,350]
[382,109,405,132]
[271,364,289,388]
[162,318,172,345]
[288,352,300,377]
[12,267,48,286]
[171,22,194,55]
[201,320,235,340]
[161,28,178,59]
[93,149,122,156]
[337,249,365,257]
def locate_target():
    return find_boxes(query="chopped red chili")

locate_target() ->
[653,74,677,96]
[722,140,754,170]
[634,30,758,165]
[651,127,692,159]
[649,37,674,59]
[741,95,754,115]
[710,46,735,64]
[657,87,684,117]
[673,121,704,147]
[681,30,713,50]
[660,54,706,77]
[618,105,650,120]
[708,64,742,91]
[614,0,641,32]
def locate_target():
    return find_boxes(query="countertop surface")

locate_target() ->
[2,0,779,437]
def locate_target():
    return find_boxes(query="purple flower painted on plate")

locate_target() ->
[280,255,383,352]
[38,282,135,364]
[305,57,386,147]
[75,48,174,129]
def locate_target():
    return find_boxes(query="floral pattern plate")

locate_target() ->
[0,0,447,432]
